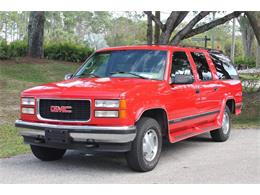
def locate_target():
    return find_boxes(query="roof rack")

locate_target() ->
[125,44,224,53]
[179,44,223,53]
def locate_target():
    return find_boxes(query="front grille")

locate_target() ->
[38,99,91,121]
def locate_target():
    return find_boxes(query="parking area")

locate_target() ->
[0,129,259,184]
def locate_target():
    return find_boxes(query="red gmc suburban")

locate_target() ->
[15,45,243,172]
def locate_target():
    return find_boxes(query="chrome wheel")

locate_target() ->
[143,129,158,162]
[222,111,230,134]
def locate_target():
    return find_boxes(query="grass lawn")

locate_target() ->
[0,58,259,158]
[0,58,80,158]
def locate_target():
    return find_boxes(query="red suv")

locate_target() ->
[15,45,242,172]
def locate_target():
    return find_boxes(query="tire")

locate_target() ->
[30,145,66,161]
[126,117,162,172]
[210,106,231,142]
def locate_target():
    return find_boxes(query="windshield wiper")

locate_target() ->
[75,73,100,78]
[109,71,148,79]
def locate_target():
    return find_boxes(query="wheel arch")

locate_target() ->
[226,98,236,114]
[135,108,169,138]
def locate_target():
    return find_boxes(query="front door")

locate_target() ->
[167,51,200,141]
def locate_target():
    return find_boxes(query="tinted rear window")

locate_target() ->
[210,52,239,80]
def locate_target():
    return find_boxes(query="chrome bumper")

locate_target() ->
[15,120,136,143]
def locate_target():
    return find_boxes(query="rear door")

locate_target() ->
[190,51,221,123]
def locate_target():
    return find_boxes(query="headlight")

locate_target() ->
[22,107,35,114]
[95,110,119,118]
[21,98,35,106]
[95,100,119,108]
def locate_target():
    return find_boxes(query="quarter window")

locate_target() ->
[210,53,239,80]
[191,52,212,81]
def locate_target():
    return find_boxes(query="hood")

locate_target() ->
[22,77,164,99]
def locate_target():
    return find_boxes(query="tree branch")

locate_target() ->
[144,11,164,30]
[183,11,243,40]
[158,12,188,44]
[159,12,181,43]
[164,12,180,30]
[171,11,189,31]
[171,11,210,44]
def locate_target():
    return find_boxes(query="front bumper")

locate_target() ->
[15,120,136,145]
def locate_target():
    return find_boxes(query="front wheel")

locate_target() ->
[210,106,231,142]
[126,117,162,172]
[30,145,66,161]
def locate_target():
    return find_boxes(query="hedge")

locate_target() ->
[235,56,256,68]
[44,42,93,62]
[0,40,93,62]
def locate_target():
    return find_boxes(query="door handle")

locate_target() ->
[214,87,218,92]
[195,89,200,94]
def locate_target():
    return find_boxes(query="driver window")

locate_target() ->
[171,51,194,78]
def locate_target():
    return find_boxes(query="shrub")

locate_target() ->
[0,40,27,59]
[235,56,256,68]
[8,40,28,58]
[0,40,93,62]
[0,40,9,60]
[44,42,93,62]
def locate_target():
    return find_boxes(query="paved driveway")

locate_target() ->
[0,129,259,184]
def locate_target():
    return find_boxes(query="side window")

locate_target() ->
[210,54,239,80]
[191,52,212,81]
[171,51,193,77]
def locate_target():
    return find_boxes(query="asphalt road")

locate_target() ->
[0,129,259,184]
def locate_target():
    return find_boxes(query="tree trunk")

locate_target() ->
[4,16,8,41]
[159,12,182,44]
[28,11,45,58]
[246,12,260,44]
[256,43,260,68]
[238,15,254,58]
[154,11,160,44]
[230,18,236,62]
[246,12,260,67]
[146,11,153,45]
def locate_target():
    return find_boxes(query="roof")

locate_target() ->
[96,44,223,53]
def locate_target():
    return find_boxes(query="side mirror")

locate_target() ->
[171,74,194,84]
[64,73,73,80]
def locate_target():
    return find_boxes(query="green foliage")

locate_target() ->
[233,91,260,128]
[0,40,93,62]
[0,40,27,59]
[8,40,28,57]
[235,56,256,67]
[106,17,147,46]
[44,42,93,62]
[0,40,9,59]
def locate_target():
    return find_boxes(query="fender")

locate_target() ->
[135,106,169,123]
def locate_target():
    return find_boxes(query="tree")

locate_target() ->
[106,16,146,46]
[144,11,242,45]
[146,11,153,45]
[154,11,160,44]
[246,12,260,67]
[28,11,45,58]
[238,15,255,58]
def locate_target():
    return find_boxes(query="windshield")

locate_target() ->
[74,50,167,80]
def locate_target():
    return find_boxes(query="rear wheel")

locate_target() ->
[210,106,231,142]
[126,117,162,172]
[30,145,66,161]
